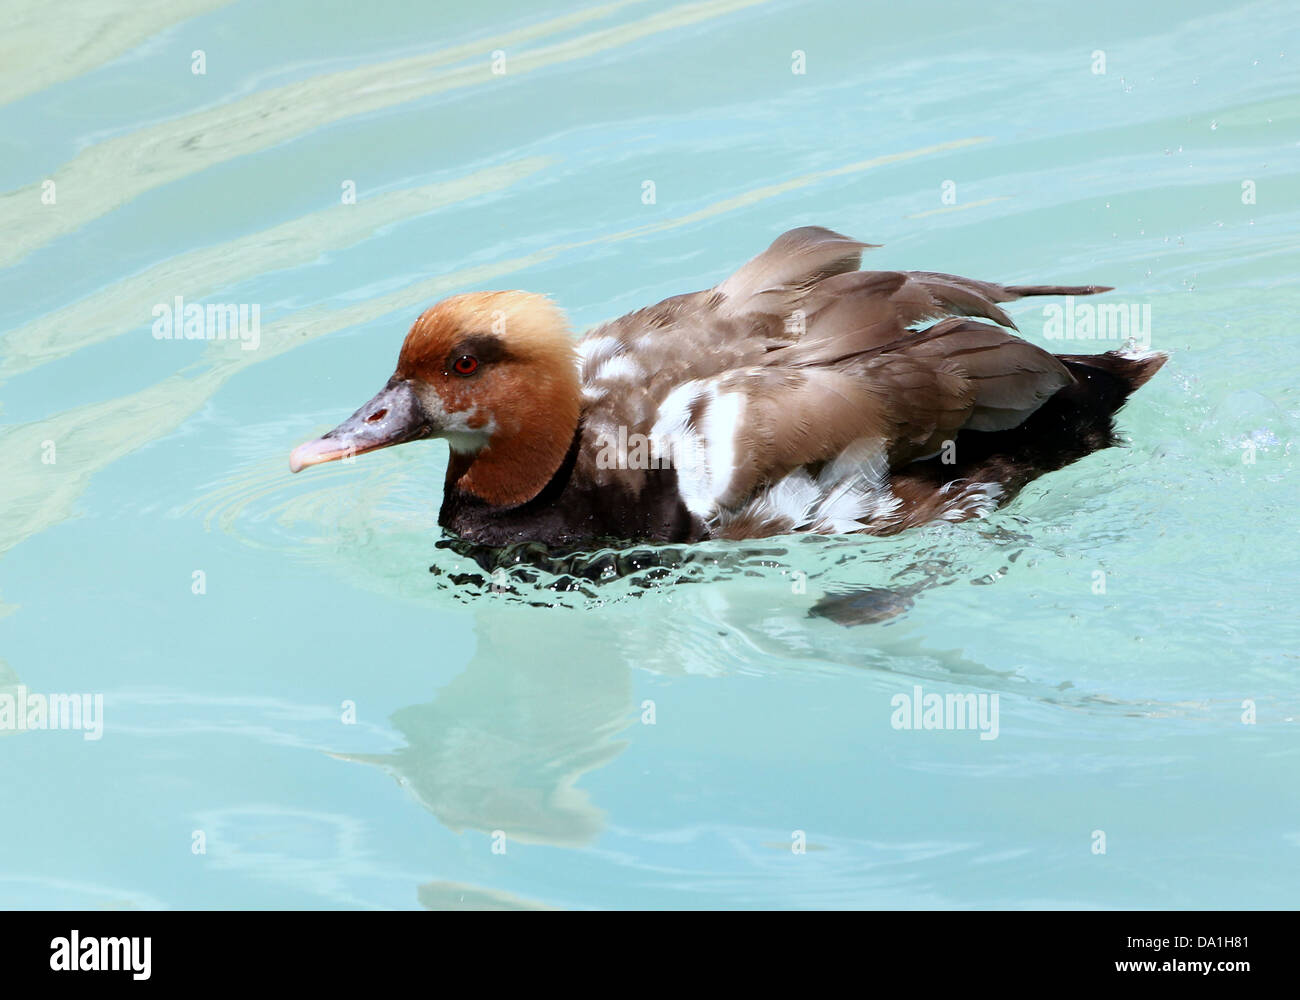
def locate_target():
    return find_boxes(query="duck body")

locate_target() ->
[290,227,1165,551]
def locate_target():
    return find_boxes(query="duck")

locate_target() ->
[289,226,1165,550]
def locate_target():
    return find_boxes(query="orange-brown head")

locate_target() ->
[289,291,580,507]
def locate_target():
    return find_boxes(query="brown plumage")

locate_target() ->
[289,226,1166,550]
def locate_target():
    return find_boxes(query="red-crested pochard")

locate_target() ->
[290,227,1165,549]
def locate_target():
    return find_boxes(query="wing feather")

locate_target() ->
[577,226,1101,515]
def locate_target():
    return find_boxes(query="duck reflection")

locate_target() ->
[334,559,1005,860]
[324,534,1164,915]
[339,605,632,848]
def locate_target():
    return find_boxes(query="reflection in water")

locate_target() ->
[338,606,633,847]
[429,526,1011,637]
[321,526,1161,894]
[809,580,936,626]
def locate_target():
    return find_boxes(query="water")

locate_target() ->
[1,0,1298,909]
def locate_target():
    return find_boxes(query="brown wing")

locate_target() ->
[575,227,874,489]
[686,319,1071,514]
[580,226,1101,508]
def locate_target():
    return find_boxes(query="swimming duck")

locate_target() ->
[289,226,1165,549]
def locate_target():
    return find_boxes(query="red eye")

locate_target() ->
[452,355,479,376]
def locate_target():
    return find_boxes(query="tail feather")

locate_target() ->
[1057,348,1169,395]
[888,346,1166,519]
[1005,284,1114,297]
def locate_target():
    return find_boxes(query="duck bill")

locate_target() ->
[289,379,431,473]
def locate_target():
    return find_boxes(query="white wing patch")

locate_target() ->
[593,353,643,383]
[651,381,745,518]
[578,337,644,408]
[576,335,621,373]
[715,437,902,535]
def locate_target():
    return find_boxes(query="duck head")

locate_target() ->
[289,291,580,507]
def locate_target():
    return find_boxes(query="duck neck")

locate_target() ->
[446,406,581,510]
[438,421,587,548]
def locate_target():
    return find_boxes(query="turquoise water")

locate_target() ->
[2,0,1298,909]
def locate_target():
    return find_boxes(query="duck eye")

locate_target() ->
[451,355,479,376]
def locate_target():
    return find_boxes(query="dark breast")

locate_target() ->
[437,425,705,551]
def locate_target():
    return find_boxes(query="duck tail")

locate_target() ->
[888,346,1166,510]
[1056,347,1169,403]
